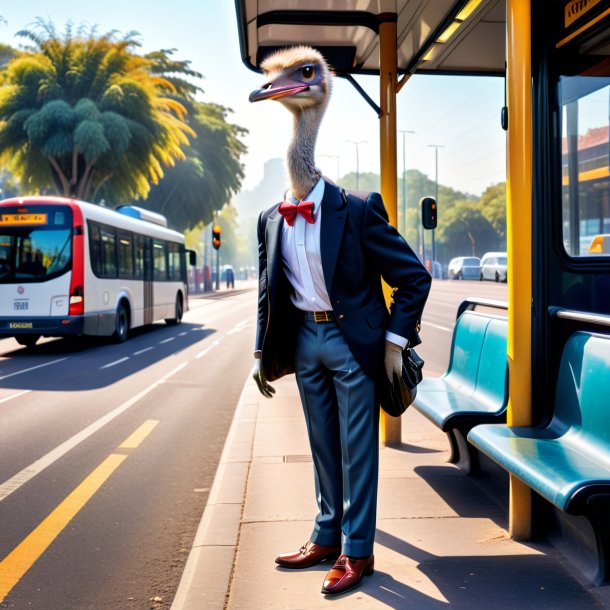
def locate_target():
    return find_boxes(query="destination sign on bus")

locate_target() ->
[0,213,48,226]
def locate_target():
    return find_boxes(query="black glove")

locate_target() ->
[252,357,275,398]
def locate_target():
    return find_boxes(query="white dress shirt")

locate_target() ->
[281,178,332,311]
[280,177,407,349]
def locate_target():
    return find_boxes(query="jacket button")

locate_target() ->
[338,314,344,320]
[336,299,341,304]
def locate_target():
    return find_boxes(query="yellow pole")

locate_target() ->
[378,14,401,446]
[506,0,532,539]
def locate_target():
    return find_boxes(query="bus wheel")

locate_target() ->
[166,294,183,326]
[15,334,40,348]
[113,303,130,343]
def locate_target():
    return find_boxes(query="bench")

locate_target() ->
[468,331,610,584]
[413,299,508,472]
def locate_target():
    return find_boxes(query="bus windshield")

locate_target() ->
[0,205,73,283]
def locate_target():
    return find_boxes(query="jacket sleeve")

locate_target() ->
[362,192,431,342]
[255,211,269,354]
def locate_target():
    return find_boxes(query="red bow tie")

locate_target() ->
[278,201,315,226]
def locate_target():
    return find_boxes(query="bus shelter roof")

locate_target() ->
[234,0,506,77]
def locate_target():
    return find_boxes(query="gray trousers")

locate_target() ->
[294,316,379,558]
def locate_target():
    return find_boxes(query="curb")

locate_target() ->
[170,377,259,610]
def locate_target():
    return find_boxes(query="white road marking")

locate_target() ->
[0,390,31,405]
[196,339,221,360]
[228,320,249,335]
[100,357,129,369]
[133,347,153,356]
[0,358,70,381]
[0,361,188,503]
[421,321,452,332]
[178,332,188,337]
[160,338,174,344]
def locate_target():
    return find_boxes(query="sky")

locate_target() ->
[0,1,506,211]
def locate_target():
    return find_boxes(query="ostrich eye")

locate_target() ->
[301,66,315,81]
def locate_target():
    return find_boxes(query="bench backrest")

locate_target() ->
[444,311,490,393]
[473,317,508,408]
[554,332,610,461]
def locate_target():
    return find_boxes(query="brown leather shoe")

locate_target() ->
[275,541,341,569]
[321,554,374,595]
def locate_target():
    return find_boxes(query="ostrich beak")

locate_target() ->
[249,74,310,102]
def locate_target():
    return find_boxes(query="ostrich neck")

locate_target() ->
[287,106,323,200]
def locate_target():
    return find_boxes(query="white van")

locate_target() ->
[480,251,507,282]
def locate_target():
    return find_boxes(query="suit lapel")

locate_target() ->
[265,207,284,290]
[320,181,347,296]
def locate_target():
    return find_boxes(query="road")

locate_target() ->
[0,278,506,609]
[0,287,256,610]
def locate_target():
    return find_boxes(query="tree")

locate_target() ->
[141,101,247,231]
[0,20,194,201]
[478,182,506,245]
[436,199,499,260]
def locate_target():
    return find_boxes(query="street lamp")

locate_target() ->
[398,130,415,238]
[427,144,444,275]
[345,140,367,190]
[318,154,341,182]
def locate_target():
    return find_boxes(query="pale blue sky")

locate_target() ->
[0,2,506,208]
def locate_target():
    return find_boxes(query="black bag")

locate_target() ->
[379,347,424,417]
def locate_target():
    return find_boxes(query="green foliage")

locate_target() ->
[141,101,247,231]
[478,182,507,243]
[0,19,194,201]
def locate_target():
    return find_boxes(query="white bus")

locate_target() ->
[0,196,195,347]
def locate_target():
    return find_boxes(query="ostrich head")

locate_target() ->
[250,46,332,200]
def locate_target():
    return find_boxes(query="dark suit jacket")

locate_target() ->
[255,180,431,381]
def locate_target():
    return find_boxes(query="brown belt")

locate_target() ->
[303,311,335,323]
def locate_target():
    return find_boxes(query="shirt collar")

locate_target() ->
[285,177,325,213]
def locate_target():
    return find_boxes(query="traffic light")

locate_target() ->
[212,224,221,250]
[420,196,437,230]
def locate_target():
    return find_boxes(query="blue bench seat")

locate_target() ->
[468,332,610,583]
[413,309,508,471]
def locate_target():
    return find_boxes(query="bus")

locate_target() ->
[0,196,194,347]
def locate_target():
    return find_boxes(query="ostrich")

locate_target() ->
[249,46,331,200]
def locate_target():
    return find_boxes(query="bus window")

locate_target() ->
[560,55,610,257]
[134,234,150,280]
[168,242,181,281]
[118,230,134,278]
[153,239,167,281]
[100,227,117,278]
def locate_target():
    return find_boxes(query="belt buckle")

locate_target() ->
[313,311,330,323]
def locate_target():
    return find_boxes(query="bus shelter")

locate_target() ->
[234,0,510,453]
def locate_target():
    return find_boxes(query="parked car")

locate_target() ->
[447,256,481,280]
[480,252,507,282]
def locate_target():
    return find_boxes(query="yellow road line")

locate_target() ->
[118,419,160,449]
[0,453,126,603]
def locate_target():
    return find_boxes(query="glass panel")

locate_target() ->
[118,231,134,278]
[0,205,73,283]
[153,239,167,281]
[101,228,117,277]
[168,243,182,281]
[560,56,610,257]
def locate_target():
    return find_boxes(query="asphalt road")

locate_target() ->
[0,286,257,610]
[0,277,506,609]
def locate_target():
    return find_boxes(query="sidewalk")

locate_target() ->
[172,375,610,610]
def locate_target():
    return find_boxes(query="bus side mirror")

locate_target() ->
[420,196,437,230]
[187,250,197,266]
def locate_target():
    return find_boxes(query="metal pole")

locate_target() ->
[428,144,444,276]
[346,140,366,190]
[378,14,400,447]
[398,130,415,237]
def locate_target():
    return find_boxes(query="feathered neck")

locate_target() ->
[286,104,326,200]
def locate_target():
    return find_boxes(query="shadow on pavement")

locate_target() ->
[0,322,216,392]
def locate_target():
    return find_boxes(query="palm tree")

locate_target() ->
[0,20,194,202]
